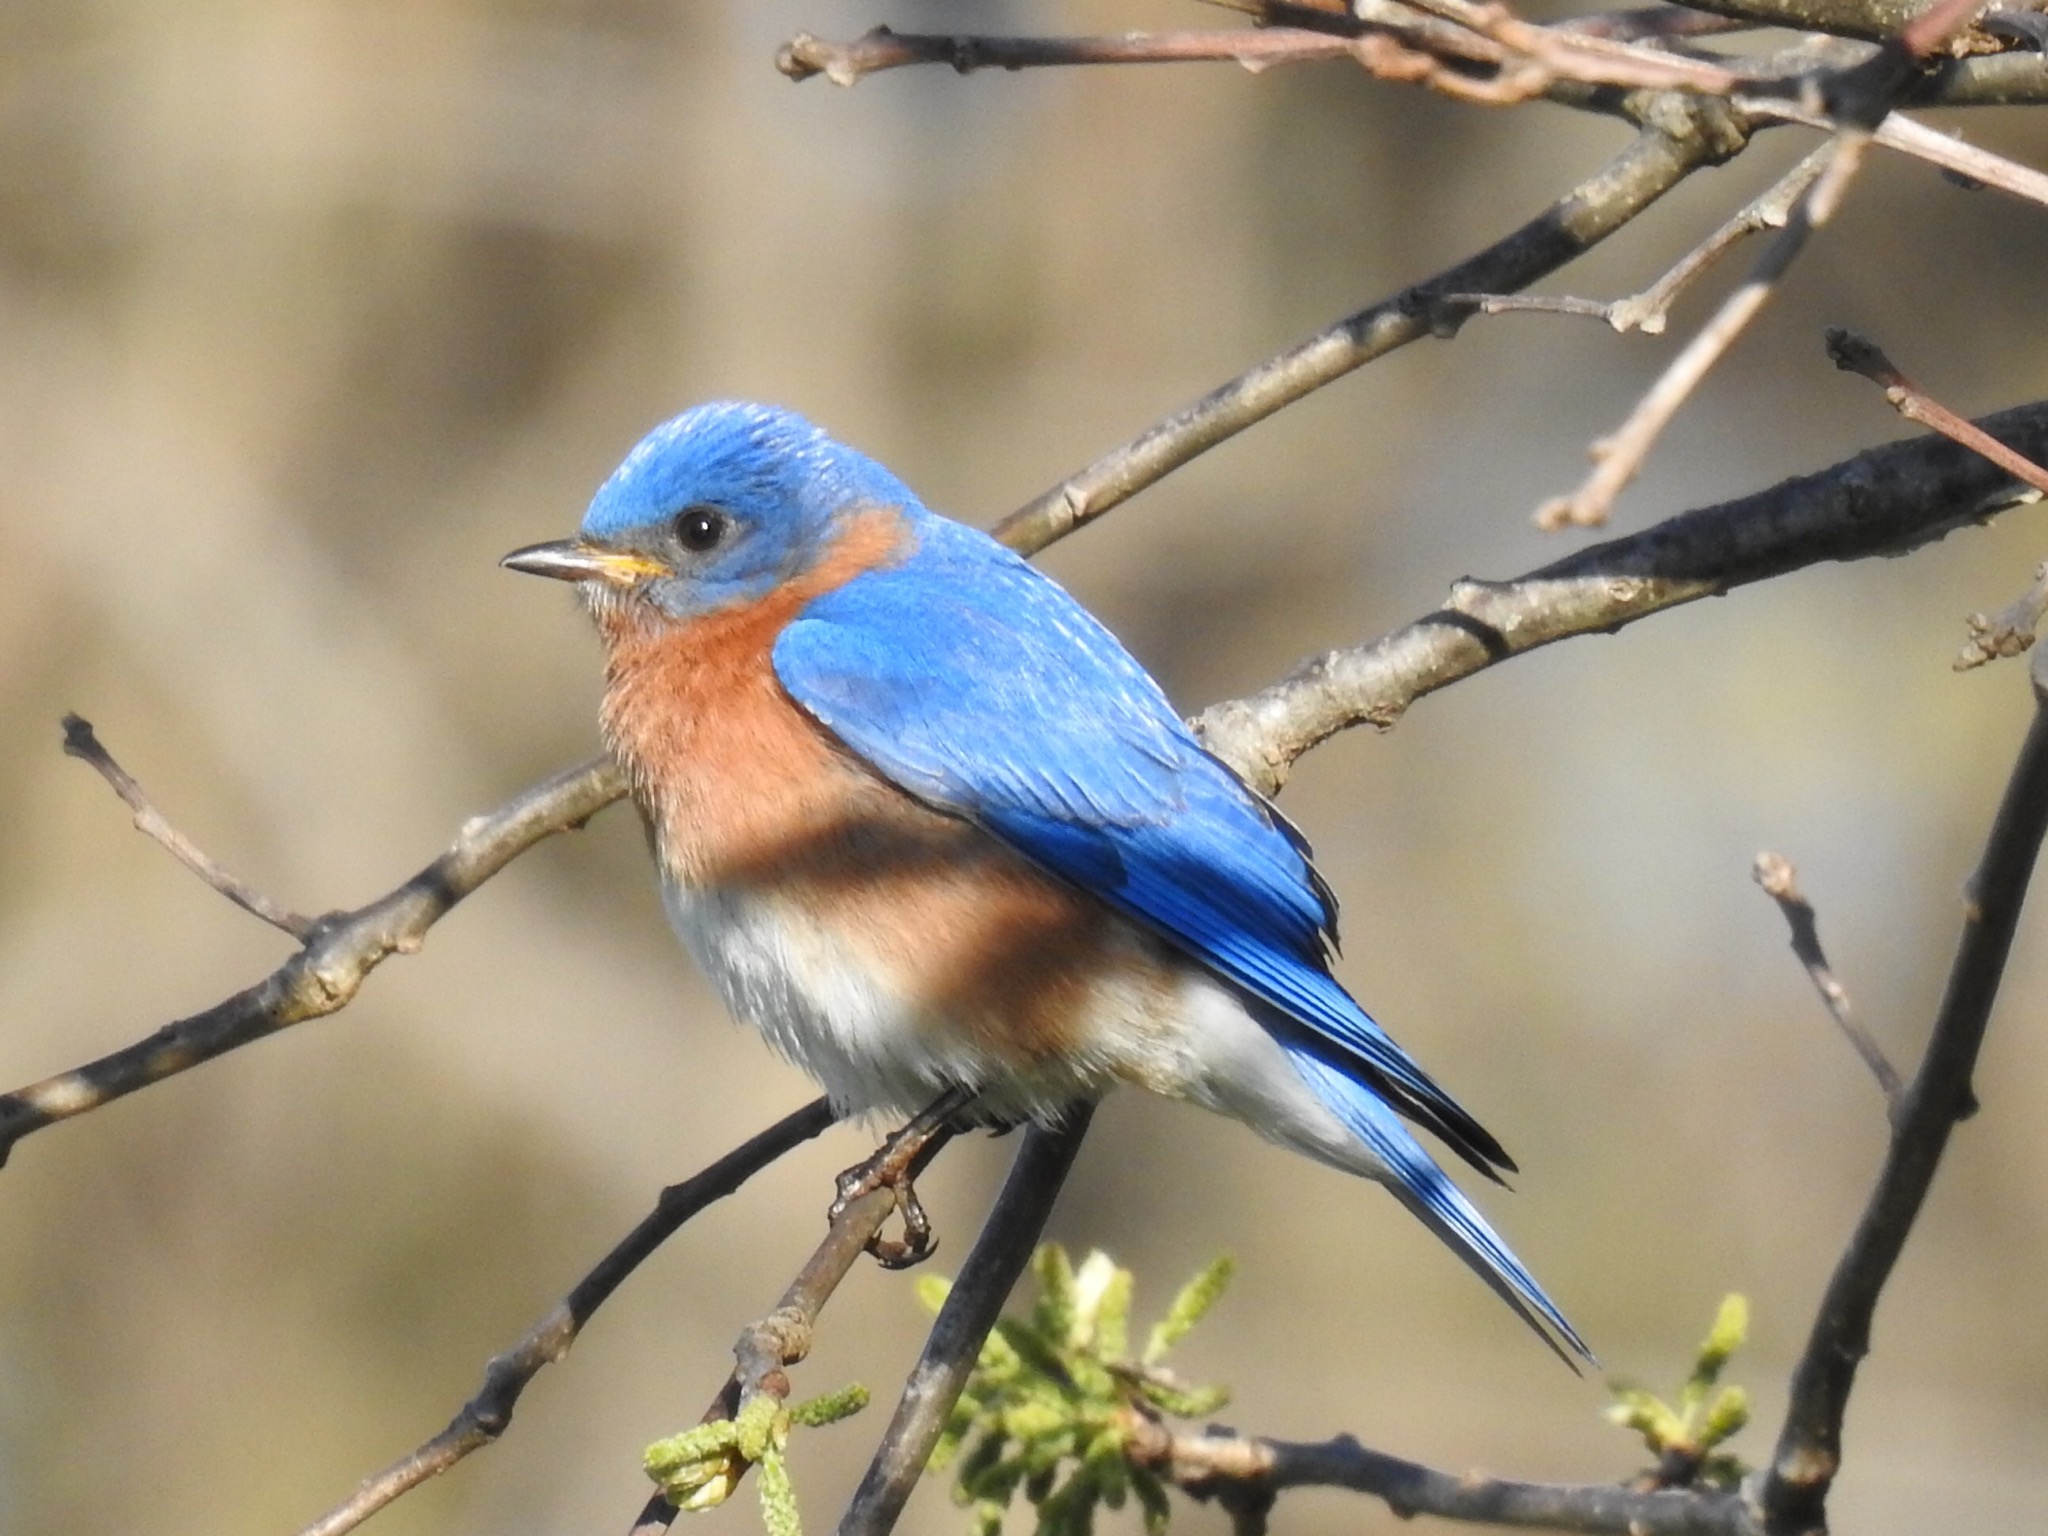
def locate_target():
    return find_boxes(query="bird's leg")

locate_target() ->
[831,1085,976,1269]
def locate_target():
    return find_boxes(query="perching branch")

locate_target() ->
[294,1098,839,1536]
[629,1120,958,1535]
[60,714,315,939]
[1751,852,1904,1111]
[834,1108,1097,1536]
[1763,646,2048,1531]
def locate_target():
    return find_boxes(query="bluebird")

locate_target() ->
[504,402,1589,1363]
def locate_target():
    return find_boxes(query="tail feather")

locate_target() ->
[1286,1048,1594,1369]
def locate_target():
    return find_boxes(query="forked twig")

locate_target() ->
[1957,561,2048,672]
[1447,144,1834,337]
[1535,131,1872,530]
[61,714,315,939]
[1752,852,1904,1111]
[0,753,628,1165]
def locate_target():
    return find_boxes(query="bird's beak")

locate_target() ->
[500,539,667,586]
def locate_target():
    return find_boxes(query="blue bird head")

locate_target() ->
[502,402,921,620]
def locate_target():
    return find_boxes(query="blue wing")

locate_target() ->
[775,516,1591,1363]
[773,516,1509,1177]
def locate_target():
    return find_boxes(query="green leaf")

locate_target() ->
[1700,1385,1750,1448]
[1694,1294,1748,1383]
[1131,1466,1173,1534]
[1143,1257,1234,1365]
[758,1451,802,1536]
[1033,1244,1078,1346]
[790,1383,870,1428]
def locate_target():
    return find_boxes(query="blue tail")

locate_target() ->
[1286,1048,1594,1368]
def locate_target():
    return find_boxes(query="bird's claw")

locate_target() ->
[829,1092,969,1269]
[830,1143,939,1269]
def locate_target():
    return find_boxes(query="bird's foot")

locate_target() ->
[829,1087,973,1269]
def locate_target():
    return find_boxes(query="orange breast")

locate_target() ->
[593,511,1175,1071]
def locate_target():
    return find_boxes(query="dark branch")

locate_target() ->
[1197,397,2048,793]
[1133,1424,1752,1535]
[294,1098,837,1536]
[834,1107,1097,1536]
[61,713,315,939]
[1763,649,2048,1530]
[993,118,1736,556]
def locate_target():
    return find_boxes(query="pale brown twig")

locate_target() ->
[775,18,1751,100]
[1825,329,2048,498]
[1957,561,2048,672]
[1447,143,1834,336]
[1534,132,1871,530]
[1752,853,1905,1112]
[1763,645,2048,1530]
[993,121,1728,555]
[292,1099,839,1536]
[61,713,315,939]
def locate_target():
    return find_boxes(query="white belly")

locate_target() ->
[660,875,1102,1120]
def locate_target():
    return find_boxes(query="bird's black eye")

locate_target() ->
[674,504,728,553]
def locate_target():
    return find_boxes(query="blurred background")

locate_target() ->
[2,2,2046,1533]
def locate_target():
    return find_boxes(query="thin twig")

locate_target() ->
[60,713,315,939]
[1535,131,1871,530]
[1448,144,1834,336]
[1825,329,2048,497]
[834,1107,1097,1536]
[1741,101,2048,210]
[1752,853,1905,1112]
[1763,646,2048,1531]
[992,120,1730,554]
[0,753,627,1165]
[1196,396,2048,793]
[1130,1423,1753,1535]
[293,1098,838,1536]
[1957,561,2048,671]
[775,21,1746,100]
[628,1127,958,1534]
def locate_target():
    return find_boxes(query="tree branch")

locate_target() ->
[0,753,627,1165]
[1132,1423,1752,1535]
[1196,397,2048,793]
[993,118,1735,555]
[294,1098,839,1536]
[1762,646,2048,1531]
[1536,132,1871,529]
